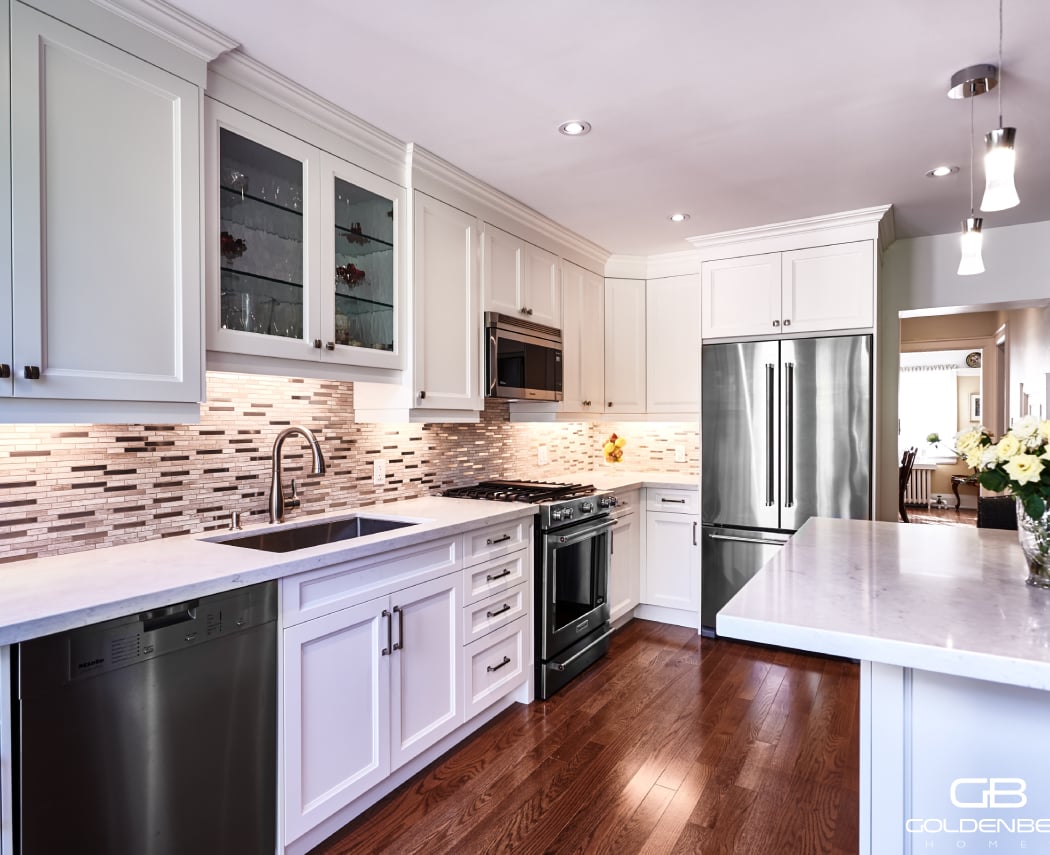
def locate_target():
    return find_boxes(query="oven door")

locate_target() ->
[538,516,612,660]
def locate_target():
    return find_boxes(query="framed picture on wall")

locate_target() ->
[969,393,982,422]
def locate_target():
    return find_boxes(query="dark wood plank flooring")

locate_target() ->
[311,620,860,855]
[907,505,977,526]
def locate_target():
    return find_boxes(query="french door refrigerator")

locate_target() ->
[700,334,872,634]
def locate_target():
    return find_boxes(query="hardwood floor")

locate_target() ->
[311,620,860,855]
[907,505,977,526]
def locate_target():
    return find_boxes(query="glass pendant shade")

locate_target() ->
[958,217,985,276]
[981,127,1019,211]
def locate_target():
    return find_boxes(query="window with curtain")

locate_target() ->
[899,362,959,460]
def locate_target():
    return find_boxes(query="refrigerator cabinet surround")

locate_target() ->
[701,334,872,531]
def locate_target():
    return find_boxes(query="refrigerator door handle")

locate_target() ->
[784,361,795,508]
[707,532,791,546]
[765,363,775,507]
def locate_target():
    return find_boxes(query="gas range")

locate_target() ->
[441,479,616,531]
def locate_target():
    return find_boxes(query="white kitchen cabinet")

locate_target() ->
[646,274,700,413]
[282,598,390,844]
[463,615,529,718]
[608,489,640,623]
[604,278,646,413]
[482,223,561,328]
[560,261,604,414]
[7,1,203,414]
[389,573,464,769]
[642,489,700,614]
[413,193,483,411]
[206,100,407,376]
[700,241,873,340]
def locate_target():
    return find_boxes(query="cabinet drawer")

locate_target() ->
[282,536,459,627]
[464,583,528,644]
[463,616,529,718]
[645,488,698,514]
[464,550,528,604]
[463,517,531,566]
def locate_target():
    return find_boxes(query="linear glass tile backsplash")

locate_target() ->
[0,373,697,563]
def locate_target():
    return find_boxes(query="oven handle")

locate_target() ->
[546,516,614,546]
[549,627,615,672]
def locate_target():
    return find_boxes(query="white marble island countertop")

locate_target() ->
[717,517,1050,691]
[0,497,535,646]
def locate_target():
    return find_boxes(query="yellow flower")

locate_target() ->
[965,448,985,469]
[1004,454,1045,486]
[996,434,1023,461]
[956,430,981,455]
[1040,420,1050,442]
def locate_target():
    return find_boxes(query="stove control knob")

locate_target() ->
[581,501,594,513]
[551,509,563,522]
[563,507,574,519]
[599,496,616,509]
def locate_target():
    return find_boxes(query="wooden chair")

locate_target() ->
[898,447,918,523]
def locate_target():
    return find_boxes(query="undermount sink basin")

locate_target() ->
[217,515,418,553]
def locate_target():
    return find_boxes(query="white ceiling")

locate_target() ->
[168,0,1050,256]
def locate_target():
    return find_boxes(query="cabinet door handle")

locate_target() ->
[0,364,9,378]
[607,401,613,408]
[486,603,512,618]
[23,365,41,380]
[487,655,512,673]
[661,497,687,504]
[582,400,591,406]
[381,609,392,655]
[392,604,404,651]
[419,390,426,400]
[325,341,335,350]
[772,320,780,328]
[486,568,512,582]
[486,534,512,546]
[693,521,698,546]
[783,319,792,327]
[313,339,323,349]
[520,306,529,315]
[526,308,534,316]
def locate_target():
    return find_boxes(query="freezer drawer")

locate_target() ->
[700,526,788,635]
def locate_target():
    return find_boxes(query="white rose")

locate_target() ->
[1013,415,1040,441]
[997,434,1023,460]
[1004,454,1045,486]
[980,446,999,469]
[1040,420,1050,442]
[955,430,981,455]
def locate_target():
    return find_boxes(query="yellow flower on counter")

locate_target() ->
[996,433,1023,461]
[1005,454,1045,486]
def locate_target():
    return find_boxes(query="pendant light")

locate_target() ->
[982,0,1019,212]
[958,88,985,276]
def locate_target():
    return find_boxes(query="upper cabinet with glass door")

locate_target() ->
[206,99,405,376]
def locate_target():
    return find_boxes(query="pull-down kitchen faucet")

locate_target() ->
[269,426,326,523]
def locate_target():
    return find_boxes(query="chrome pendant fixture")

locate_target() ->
[982,0,1019,212]
[958,83,984,276]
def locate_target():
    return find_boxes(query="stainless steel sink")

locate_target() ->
[216,515,418,553]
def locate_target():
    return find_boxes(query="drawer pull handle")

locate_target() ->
[392,604,404,651]
[486,568,512,582]
[486,603,512,618]
[486,534,512,546]
[487,655,512,673]
[660,497,687,504]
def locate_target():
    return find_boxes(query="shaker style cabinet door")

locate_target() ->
[481,223,524,319]
[643,511,700,612]
[780,240,874,333]
[604,278,646,413]
[282,600,391,846]
[608,493,641,622]
[700,253,781,339]
[560,261,604,414]
[522,242,561,328]
[9,2,202,403]
[646,273,700,413]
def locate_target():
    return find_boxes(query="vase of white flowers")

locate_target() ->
[955,416,1050,587]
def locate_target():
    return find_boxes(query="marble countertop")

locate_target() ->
[717,517,1050,690]
[539,469,697,492]
[0,497,535,646]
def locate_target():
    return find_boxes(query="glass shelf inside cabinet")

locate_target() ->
[331,175,395,352]
[219,128,305,340]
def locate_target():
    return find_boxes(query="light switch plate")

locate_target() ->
[537,445,549,466]
[674,446,686,463]
[373,459,386,485]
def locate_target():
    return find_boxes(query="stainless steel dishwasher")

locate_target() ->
[14,581,277,855]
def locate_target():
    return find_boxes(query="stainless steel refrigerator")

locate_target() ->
[700,334,872,633]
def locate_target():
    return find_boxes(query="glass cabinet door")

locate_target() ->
[321,155,404,369]
[219,128,305,340]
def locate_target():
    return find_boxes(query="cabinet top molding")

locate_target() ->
[687,204,895,259]
[90,0,237,63]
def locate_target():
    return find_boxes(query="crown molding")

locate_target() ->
[687,204,895,259]
[603,255,648,279]
[409,145,610,275]
[91,0,237,62]
[207,51,409,184]
[645,250,700,279]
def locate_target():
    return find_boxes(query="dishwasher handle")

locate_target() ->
[140,600,198,633]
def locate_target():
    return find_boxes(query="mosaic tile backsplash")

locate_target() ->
[0,373,698,563]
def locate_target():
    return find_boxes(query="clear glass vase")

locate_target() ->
[1017,499,1050,588]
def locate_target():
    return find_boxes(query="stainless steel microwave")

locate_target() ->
[485,312,563,401]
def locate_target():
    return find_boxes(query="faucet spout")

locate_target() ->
[269,426,326,524]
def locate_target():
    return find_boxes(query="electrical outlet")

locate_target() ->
[674,446,686,463]
[373,459,386,485]
[537,445,549,466]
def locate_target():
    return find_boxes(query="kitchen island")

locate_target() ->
[718,517,1050,855]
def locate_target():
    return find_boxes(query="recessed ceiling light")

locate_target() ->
[668,213,691,222]
[557,120,591,136]
[926,165,960,178]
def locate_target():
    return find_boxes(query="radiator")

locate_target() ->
[905,468,931,508]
